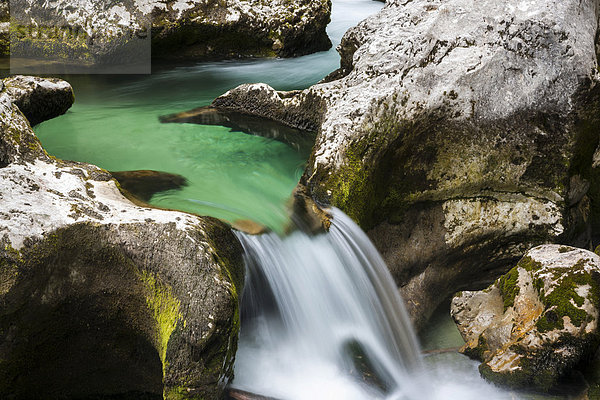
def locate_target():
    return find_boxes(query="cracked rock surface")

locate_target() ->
[451,244,600,391]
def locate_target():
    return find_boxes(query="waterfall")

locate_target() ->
[231,208,425,400]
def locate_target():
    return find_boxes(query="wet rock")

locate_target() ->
[110,170,188,202]
[288,183,332,234]
[0,78,245,399]
[160,106,316,155]
[211,0,600,330]
[3,75,75,126]
[451,245,600,391]
[227,389,279,400]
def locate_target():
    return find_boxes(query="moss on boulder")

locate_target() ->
[451,244,600,391]
[0,78,245,399]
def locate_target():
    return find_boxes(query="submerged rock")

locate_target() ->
[211,0,600,329]
[451,245,600,391]
[110,170,188,202]
[10,0,331,67]
[160,106,316,155]
[0,77,245,399]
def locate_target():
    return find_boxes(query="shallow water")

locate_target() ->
[34,0,384,231]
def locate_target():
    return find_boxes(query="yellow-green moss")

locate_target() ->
[138,270,182,372]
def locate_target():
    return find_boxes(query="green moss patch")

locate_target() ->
[536,260,599,332]
[498,267,521,311]
[138,270,182,372]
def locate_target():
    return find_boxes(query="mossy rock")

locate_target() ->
[0,220,244,400]
[451,245,600,392]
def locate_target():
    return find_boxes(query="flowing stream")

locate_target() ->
[28,0,563,398]
[233,210,513,400]
[234,209,422,400]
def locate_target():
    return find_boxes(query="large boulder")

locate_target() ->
[9,0,331,66]
[0,78,245,399]
[450,244,600,391]
[207,0,600,329]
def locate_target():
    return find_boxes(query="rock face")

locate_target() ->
[3,75,75,126]
[0,78,245,399]
[451,245,600,391]
[0,0,7,57]
[10,0,331,65]
[209,0,600,329]
[151,0,332,59]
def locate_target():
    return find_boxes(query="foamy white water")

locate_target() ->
[233,209,423,400]
[233,209,513,400]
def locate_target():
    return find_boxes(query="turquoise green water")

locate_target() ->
[34,0,384,231]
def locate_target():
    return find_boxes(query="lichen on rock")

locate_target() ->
[451,244,600,391]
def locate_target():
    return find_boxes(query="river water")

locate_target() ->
[31,1,565,398]
[34,0,384,232]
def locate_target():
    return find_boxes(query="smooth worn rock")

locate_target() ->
[211,0,600,330]
[451,244,600,391]
[160,106,316,155]
[3,75,75,126]
[10,0,331,65]
[110,170,188,202]
[0,77,245,399]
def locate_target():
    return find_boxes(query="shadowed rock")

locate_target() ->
[3,75,74,126]
[110,170,188,202]
[160,106,316,155]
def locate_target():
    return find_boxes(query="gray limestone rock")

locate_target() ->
[451,244,600,391]
[209,0,600,330]
[0,77,245,400]
[9,0,332,66]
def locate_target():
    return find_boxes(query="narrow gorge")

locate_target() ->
[1,0,599,399]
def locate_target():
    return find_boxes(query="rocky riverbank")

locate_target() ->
[0,77,245,399]
[205,0,600,332]
[8,0,331,67]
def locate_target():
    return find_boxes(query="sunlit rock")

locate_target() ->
[451,244,600,391]
[3,75,74,126]
[210,0,600,330]
[0,77,245,399]
[9,0,332,66]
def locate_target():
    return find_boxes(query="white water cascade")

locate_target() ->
[232,209,423,399]
[232,209,511,400]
